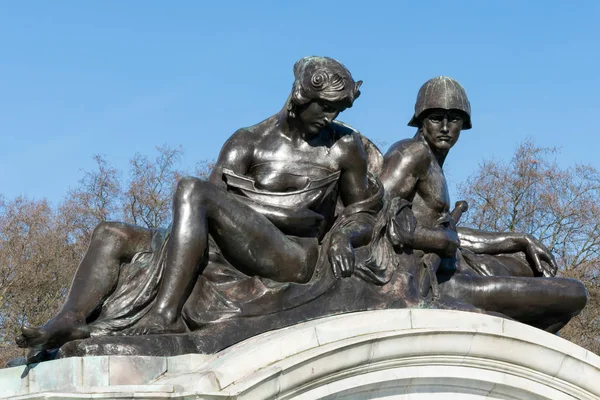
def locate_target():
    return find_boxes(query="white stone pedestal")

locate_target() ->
[2,309,600,399]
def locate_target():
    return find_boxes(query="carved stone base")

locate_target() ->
[3,309,600,399]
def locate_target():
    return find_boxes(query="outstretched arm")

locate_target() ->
[409,225,460,257]
[458,227,558,276]
[458,227,527,254]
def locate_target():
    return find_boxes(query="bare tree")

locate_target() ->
[0,197,80,365]
[459,139,600,353]
[60,155,122,246]
[123,145,183,229]
[193,160,215,181]
[0,146,215,366]
[122,145,214,229]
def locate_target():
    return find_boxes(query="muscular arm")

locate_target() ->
[458,226,558,277]
[331,132,373,247]
[410,226,460,257]
[328,131,376,277]
[458,227,529,254]
[379,140,422,202]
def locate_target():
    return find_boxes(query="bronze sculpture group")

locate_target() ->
[16,56,588,362]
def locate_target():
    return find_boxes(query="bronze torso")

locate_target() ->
[412,154,452,229]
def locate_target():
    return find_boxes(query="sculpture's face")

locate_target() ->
[421,109,464,150]
[296,100,346,135]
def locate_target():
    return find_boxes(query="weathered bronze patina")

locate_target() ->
[15,67,587,364]
[16,57,410,361]
[380,76,587,332]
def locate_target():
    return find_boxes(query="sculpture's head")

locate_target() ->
[408,76,471,151]
[288,56,362,135]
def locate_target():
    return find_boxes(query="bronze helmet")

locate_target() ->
[407,76,472,130]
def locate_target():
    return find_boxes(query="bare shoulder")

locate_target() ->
[329,120,367,159]
[211,119,276,183]
[330,120,359,137]
[331,120,385,175]
[383,137,430,170]
[224,127,253,145]
[379,136,432,198]
[220,115,278,155]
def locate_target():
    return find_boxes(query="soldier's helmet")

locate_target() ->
[407,76,472,130]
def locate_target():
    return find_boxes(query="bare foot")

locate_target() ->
[121,311,188,336]
[15,312,90,353]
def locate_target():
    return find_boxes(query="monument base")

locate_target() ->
[2,309,600,399]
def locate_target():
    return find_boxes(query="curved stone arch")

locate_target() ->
[4,309,600,399]
[163,309,600,399]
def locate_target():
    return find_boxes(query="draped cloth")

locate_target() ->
[88,173,384,336]
[83,127,539,337]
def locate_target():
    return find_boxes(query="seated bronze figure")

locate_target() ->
[16,56,395,360]
[15,62,588,363]
[379,76,587,333]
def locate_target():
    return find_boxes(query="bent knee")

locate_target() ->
[91,222,150,256]
[176,176,217,205]
[92,222,132,242]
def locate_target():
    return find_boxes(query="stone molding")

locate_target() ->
[2,309,600,399]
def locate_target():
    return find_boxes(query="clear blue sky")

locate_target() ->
[1,1,599,204]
